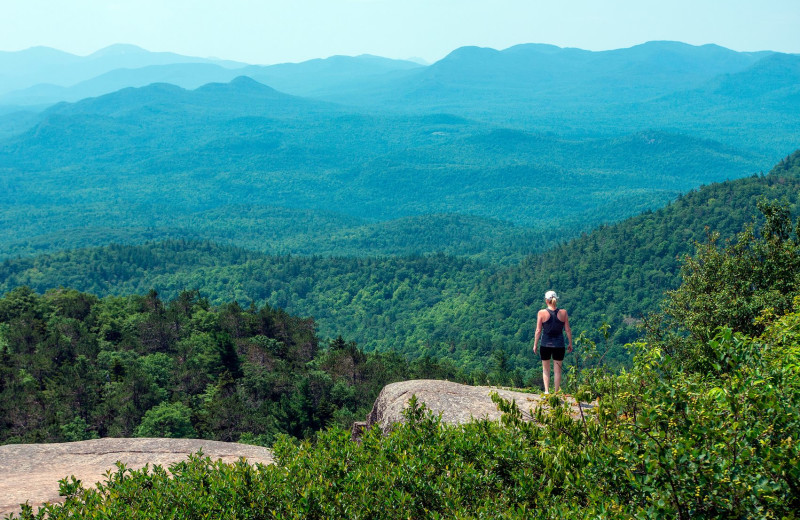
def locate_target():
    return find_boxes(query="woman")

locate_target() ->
[532,290,573,393]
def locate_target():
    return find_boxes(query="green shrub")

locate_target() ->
[9,317,800,519]
[135,402,197,439]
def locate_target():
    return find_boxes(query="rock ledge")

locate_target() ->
[359,379,590,436]
[0,437,273,516]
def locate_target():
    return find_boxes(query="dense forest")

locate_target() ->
[3,151,799,373]
[5,173,799,519]
[0,287,484,446]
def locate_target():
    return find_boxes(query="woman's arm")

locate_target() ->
[563,310,573,352]
[533,310,544,353]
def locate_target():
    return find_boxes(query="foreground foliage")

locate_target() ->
[8,304,799,518]
[4,176,800,518]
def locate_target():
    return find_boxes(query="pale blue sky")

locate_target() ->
[3,0,798,64]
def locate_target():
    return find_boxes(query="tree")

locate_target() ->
[135,402,197,438]
[654,199,800,371]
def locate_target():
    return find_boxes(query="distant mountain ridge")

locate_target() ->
[0,40,784,110]
[0,44,246,96]
[0,46,423,107]
[4,40,795,159]
[0,63,240,106]
[316,41,774,106]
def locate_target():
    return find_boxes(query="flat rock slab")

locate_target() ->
[364,379,591,434]
[0,437,273,517]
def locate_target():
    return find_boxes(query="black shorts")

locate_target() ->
[540,346,565,361]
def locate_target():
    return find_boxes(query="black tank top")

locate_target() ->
[542,308,565,348]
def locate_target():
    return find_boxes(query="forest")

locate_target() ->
[0,71,775,260]
[3,151,799,374]
[3,163,799,518]
[0,286,478,446]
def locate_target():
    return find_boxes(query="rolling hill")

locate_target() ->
[0,53,423,108]
[3,151,798,372]
[0,77,762,259]
[0,44,245,97]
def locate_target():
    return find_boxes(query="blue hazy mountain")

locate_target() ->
[315,41,770,105]
[3,41,797,159]
[240,54,422,97]
[0,49,422,108]
[43,76,337,119]
[0,63,242,106]
[0,44,246,96]
[695,52,800,101]
[304,41,795,156]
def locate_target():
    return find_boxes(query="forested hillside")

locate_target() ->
[4,152,799,373]
[0,287,468,446]
[4,171,799,519]
[2,209,554,265]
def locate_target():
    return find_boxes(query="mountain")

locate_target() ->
[0,44,246,96]
[45,75,328,118]
[310,42,795,157]
[0,53,422,108]
[0,41,796,268]
[0,77,763,260]
[0,63,241,106]
[240,54,423,98]
[2,41,796,158]
[622,52,800,156]
[318,41,770,107]
[698,52,800,101]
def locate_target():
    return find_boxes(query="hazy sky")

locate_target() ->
[3,0,798,64]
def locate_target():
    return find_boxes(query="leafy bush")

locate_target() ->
[654,199,800,372]
[135,402,197,439]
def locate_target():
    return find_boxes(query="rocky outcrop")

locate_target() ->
[0,437,273,517]
[360,379,592,436]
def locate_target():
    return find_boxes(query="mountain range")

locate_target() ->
[0,74,762,259]
[1,41,798,348]
[0,44,245,96]
[3,41,799,155]
[0,44,421,107]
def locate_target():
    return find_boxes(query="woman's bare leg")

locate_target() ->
[542,359,551,393]
[553,360,563,392]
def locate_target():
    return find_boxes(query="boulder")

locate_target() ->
[0,437,273,517]
[361,379,591,436]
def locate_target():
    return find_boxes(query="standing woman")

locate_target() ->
[533,290,573,393]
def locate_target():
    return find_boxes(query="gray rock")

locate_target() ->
[361,379,591,436]
[0,437,273,517]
